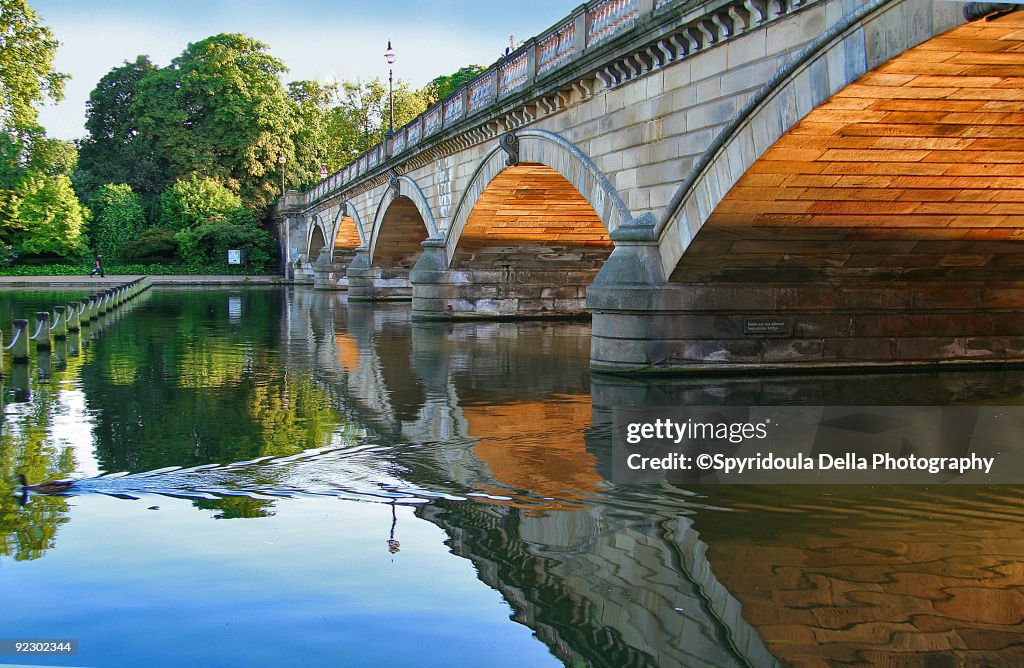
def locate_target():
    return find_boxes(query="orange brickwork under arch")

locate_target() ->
[333,216,361,253]
[676,12,1024,283]
[456,163,611,263]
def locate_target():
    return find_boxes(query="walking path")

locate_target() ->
[0,275,289,287]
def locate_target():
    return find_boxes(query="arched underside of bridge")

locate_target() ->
[307,223,327,262]
[333,215,361,255]
[412,163,613,318]
[312,215,363,290]
[593,12,1024,373]
[348,196,430,301]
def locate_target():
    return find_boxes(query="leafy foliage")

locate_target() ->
[133,34,298,207]
[0,0,67,133]
[0,261,275,275]
[76,56,168,202]
[120,227,179,260]
[288,80,343,187]
[329,78,427,163]
[89,183,145,258]
[175,221,276,269]
[10,172,88,257]
[158,175,245,231]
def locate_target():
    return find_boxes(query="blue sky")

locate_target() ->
[32,0,581,139]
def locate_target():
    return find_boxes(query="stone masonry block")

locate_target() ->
[689,47,728,82]
[663,59,692,91]
[721,58,779,97]
[896,337,966,360]
[727,29,768,69]
[662,109,688,138]
[762,339,825,362]
[822,337,896,361]
[767,4,824,56]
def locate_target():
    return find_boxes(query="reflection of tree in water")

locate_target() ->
[193,496,275,519]
[83,291,344,475]
[0,343,86,561]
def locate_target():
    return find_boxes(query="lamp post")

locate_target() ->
[278,152,287,196]
[385,39,396,137]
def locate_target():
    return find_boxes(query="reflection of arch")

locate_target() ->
[453,163,612,268]
[307,216,328,260]
[655,0,963,279]
[445,130,631,266]
[369,175,438,263]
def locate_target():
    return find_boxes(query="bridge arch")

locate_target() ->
[655,0,962,280]
[369,174,439,263]
[591,5,1024,373]
[329,202,366,252]
[306,216,328,261]
[348,188,434,301]
[445,129,632,266]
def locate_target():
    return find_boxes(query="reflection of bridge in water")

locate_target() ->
[285,290,1024,666]
[286,289,779,667]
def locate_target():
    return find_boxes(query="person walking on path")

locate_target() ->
[89,253,104,277]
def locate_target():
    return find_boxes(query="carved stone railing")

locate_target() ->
[538,20,577,74]
[468,70,498,113]
[588,0,640,46]
[499,50,530,96]
[301,0,821,209]
[424,106,442,136]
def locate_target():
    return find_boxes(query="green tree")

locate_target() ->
[12,172,88,257]
[77,56,168,202]
[288,79,345,187]
[0,0,67,133]
[0,0,73,258]
[330,78,426,162]
[134,34,298,207]
[89,183,145,257]
[423,65,487,106]
[158,174,244,231]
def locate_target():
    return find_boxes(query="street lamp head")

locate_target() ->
[385,40,396,65]
[277,152,287,165]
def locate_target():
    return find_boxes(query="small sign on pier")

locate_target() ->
[743,318,789,336]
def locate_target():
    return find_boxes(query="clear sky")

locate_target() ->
[31,0,582,140]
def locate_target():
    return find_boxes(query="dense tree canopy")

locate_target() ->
[288,80,344,182]
[158,175,245,231]
[134,34,298,208]
[12,172,88,256]
[0,2,495,267]
[77,56,168,201]
[329,78,427,163]
[89,183,145,258]
[0,0,85,259]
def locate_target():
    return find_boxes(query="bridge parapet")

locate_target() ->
[298,0,824,211]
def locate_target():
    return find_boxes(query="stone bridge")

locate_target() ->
[274,0,1024,373]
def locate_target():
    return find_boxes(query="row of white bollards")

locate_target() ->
[0,277,152,378]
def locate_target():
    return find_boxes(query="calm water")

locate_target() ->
[2,287,1024,667]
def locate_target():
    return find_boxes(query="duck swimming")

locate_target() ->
[17,474,75,495]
